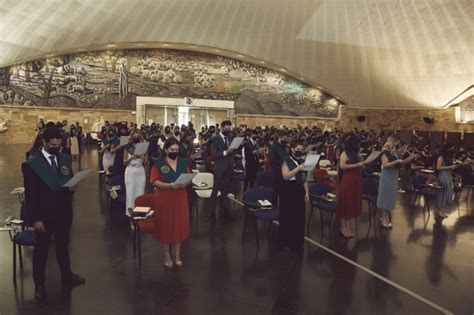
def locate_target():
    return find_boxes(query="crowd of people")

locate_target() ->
[21,118,474,300]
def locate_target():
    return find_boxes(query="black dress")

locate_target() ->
[279,156,307,249]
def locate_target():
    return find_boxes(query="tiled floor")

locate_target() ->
[0,144,472,314]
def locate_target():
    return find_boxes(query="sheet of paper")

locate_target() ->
[174,173,198,186]
[304,144,316,153]
[134,142,149,155]
[63,169,91,187]
[229,137,244,149]
[364,151,382,164]
[119,136,129,146]
[403,154,418,163]
[133,207,151,213]
[304,153,321,171]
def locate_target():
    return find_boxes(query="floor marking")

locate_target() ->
[304,236,454,315]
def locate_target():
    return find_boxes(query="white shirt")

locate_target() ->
[42,148,58,167]
[220,133,229,157]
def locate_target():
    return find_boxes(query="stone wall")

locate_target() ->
[236,114,338,130]
[0,106,134,145]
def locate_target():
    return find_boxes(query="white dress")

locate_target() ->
[124,153,146,216]
[102,143,115,172]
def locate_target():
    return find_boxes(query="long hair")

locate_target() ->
[128,129,144,144]
[160,137,180,159]
[439,143,454,160]
[382,134,400,152]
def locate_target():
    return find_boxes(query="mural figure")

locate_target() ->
[118,59,128,98]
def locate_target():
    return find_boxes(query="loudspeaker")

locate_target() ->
[423,117,434,124]
[356,115,366,122]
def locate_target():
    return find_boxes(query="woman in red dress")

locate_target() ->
[337,134,367,238]
[150,138,191,268]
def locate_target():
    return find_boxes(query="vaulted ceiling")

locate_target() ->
[0,0,472,109]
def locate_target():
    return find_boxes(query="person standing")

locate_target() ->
[280,141,309,249]
[377,134,407,228]
[337,134,367,238]
[150,138,191,268]
[101,130,119,172]
[69,126,80,161]
[123,130,147,217]
[209,120,238,222]
[435,144,458,218]
[269,131,289,206]
[243,129,260,192]
[22,126,85,302]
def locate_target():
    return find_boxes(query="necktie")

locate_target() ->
[224,136,229,147]
[49,156,58,171]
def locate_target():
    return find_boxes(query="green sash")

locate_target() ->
[153,158,189,183]
[124,143,135,155]
[24,153,73,191]
[284,156,307,183]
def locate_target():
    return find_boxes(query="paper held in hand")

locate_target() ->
[174,173,198,186]
[63,169,91,187]
[403,154,418,163]
[134,142,149,156]
[229,137,244,150]
[119,136,129,146]
[303,153,321,171]
[364,151,382,164]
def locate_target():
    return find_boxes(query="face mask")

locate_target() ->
[222,130,230,136]
[252,136,258,141]
[168,152,178,160]
[175,131,180,135]
[293,151,304,157]
[108,133,114,137]
[48,147,60,155]
[281,141,288,146]
[133,138,140,143]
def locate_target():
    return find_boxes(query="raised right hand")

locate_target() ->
[33,220,46,232]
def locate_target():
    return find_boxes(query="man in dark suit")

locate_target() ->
[22,127,85,302]
[243,129,260,192]
[209,120,239,222]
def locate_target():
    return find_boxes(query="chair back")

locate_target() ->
[319,159,332,168]
[192,172,214,188]
[363,178,378,195]
[313,168,329,183]
[308,183,331,197]
[109,174,125,187]
[135,194,154,208]
[243,187,273,204]
[255,171,274,188]
[412,175,427,190]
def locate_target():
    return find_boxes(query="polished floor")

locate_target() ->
[0,144,472,315]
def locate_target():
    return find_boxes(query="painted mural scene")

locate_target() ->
[0,49,339,117]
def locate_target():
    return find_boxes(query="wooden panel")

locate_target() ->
[446,132,461,146]
[463,133,474,147]
[429,131,444,153]
[399,130,412,145]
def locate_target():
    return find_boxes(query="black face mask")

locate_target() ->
[175,131,180,135]
[133,138,140,143]
[108,133,114,137]
[281,141,289,147]
[168,152,178,160]
[222,130,230,136]
[48,147,60,155]
[165,129,170,133]
[293,151,304,157]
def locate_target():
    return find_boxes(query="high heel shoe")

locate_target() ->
[173,250,183,267]
[164,261,173,269]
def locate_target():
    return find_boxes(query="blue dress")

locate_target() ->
[377,151,400,211]
[436,158,453,209]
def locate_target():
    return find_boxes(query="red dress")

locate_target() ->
[336,161,363,219]
[150,164,190,243]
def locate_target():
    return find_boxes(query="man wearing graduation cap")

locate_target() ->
[22,126,85,302]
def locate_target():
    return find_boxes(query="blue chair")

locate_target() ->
[363,177,379,225]
[108,174,126,209]
[412,175,439,218]
[11,204,36,283]
[307,183,337,237]
[255,171,274,189]
[242,187,279,249]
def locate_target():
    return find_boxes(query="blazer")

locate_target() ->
[244,139,260,167]
[210,133,235,172]
[22,154,74,224]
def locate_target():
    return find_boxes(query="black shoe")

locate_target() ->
[35,285,47,302]
[62,273,85,287]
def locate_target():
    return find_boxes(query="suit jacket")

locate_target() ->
[210,133,235,173]
[22,154,74,224]
[244,139,259,169]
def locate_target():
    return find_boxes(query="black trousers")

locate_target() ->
[243,163,258,192]
[279,181,305,249]
[210,169,232,217]
[33,219,72,287]
[272,167,283,207]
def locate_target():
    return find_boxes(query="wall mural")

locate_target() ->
[0,49,340,118]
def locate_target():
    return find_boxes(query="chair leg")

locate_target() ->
[267,221,272,240]
[242,212,249,242]
[328,213,334,232]
[411,194,418,212]
[306,206,314,236]
[367,201,372,226]
[131,221,136,255]
[255,217,260,249]
[13,243,16,284]
[18,245,23,269]
[137,229,142,266]
[319,209,324,239]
